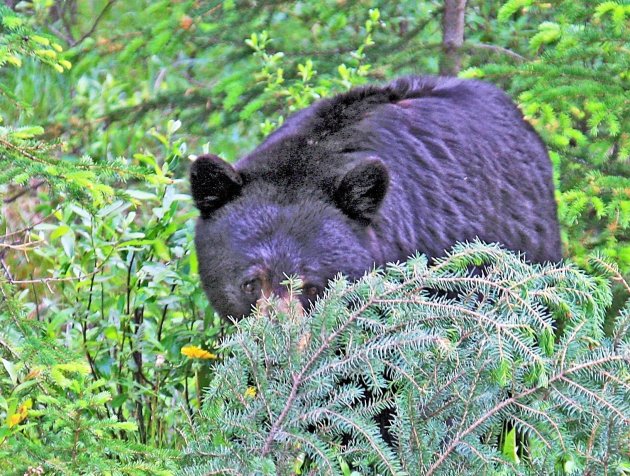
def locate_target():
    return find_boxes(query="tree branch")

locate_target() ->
[465,41,526,61]
[72,0,117,47]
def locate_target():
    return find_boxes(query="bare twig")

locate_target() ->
[3,180,46,203]
[0,209,60,239]
[0,240,43,251]
[465,42,526,61]
[73,0,117,46]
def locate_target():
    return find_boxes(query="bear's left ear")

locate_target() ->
[333,158,389,224]
[190,154,243,218]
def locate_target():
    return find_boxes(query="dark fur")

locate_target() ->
[192,76,562,319]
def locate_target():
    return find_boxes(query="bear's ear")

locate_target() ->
[333,158,389,224]
[190,154,243,218]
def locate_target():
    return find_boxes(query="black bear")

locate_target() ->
[191,76,561,319]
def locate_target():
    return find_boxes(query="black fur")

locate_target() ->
[191,76,562,319]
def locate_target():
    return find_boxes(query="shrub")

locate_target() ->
[181,243,629,475]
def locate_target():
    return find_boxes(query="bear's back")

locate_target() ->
[235,76,562,264]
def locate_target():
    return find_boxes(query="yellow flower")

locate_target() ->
[7,413,22,428]
[244,387,257,398]
[7,402,30,428]
[181,345,217,360]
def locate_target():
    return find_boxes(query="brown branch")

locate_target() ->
[465,42,526,61]
[2,180,46,204]
[6,271,100,285]
[72,0,117,46]
[0,209,60,239]
[0,138,51,165]
[260,299,373,456]
[1,256,13,282]
[0,240,43,251]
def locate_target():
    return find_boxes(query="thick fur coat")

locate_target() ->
[191,76,562,319]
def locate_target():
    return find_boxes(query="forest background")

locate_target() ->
[0,0,628,474]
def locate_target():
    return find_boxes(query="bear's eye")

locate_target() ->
[302,283,322,300]
[241,278,261,296]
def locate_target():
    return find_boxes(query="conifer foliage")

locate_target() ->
[0,4,141,208]
[475,0,630,270]
[181,243,629,475]
[0,283,176,474]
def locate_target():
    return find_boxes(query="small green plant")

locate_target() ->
[0,282,177,474]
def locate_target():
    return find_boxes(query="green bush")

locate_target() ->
[181,243,629,475]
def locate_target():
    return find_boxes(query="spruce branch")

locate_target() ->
[183,243,629,475]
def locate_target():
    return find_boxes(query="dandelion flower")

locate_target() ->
[181,345,217,360]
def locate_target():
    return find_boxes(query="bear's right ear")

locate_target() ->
[333,158,389,224]
[190,154,243,218]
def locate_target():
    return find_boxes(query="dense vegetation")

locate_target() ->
[0,1,628,474]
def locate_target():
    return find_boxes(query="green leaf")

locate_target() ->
[60,231,75,257]
[55,362,91,374]
[501,427,520,464]
[50,224,70,240]
[153,239,171,261]
[1,358,18,386]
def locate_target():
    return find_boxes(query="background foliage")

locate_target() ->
[0,1,628,474]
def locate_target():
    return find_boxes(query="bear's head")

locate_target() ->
[190,154,389,319]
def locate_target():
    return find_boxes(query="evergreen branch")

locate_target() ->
[185,244,628,474]
[428,351,628,474]
[551,386,586,415]
[558,376,627,422]
[319,409,400,474]
[280,431,337,474]
[426,385,538,475]
[260,300,373,456]
[557,321,587,370]
[464,41,527,61]
[589,255,630,294]
[375,298,545,364]
[512,401,565,450]
[0,137,52,166]
[428,275,554,330]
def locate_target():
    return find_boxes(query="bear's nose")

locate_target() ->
[256,294,304,317]
[254,274,304,317]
